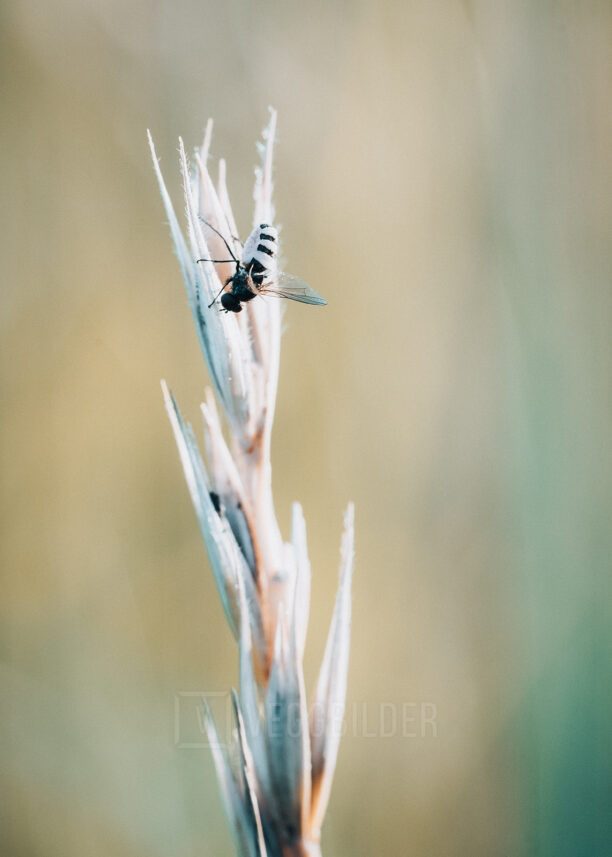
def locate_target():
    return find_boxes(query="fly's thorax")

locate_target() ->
[231,266,257,302]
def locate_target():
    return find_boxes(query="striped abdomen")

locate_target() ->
[242,223,278,286]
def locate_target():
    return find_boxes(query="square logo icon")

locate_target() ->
[174,690,232,749]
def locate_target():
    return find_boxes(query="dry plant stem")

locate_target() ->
[150,110,354,857]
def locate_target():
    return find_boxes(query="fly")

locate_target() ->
[196,220,327,313]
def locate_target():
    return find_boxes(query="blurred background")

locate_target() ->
[1,1,611,855]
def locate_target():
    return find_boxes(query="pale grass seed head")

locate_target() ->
[149,110,354,857]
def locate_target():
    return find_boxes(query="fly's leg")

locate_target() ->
[207,275,234,310]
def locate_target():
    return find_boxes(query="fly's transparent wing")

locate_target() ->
[260,272,327,306]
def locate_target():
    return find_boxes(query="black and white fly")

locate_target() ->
[197,221,327,313]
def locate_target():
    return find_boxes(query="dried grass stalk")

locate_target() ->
[149,110,354,857]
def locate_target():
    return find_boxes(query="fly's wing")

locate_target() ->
[260,272,328,306]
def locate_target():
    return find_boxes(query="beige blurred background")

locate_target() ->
[1,2,611,855]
